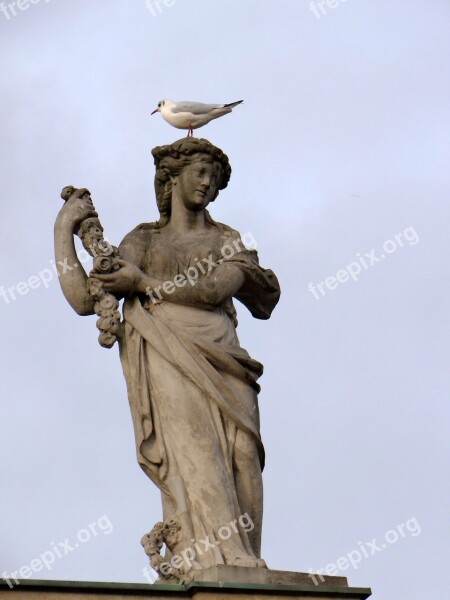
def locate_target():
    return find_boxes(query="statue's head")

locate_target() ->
[151,138,231,227]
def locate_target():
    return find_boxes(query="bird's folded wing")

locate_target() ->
[171,101,222,114]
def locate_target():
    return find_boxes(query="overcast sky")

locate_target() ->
[1,1,449,599]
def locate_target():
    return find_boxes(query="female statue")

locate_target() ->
[54,137,280,580]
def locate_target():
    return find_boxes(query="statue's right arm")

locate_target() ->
[54,189,97,316]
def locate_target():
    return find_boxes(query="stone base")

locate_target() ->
[190,566,348,587]
[0,573,372,599]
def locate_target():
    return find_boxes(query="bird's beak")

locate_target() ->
[151,108,158,115]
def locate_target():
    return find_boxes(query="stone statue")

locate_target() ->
[54,137,280,582]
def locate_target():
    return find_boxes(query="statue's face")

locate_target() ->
[175,155,221,211]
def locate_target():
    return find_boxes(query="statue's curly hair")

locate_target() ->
[151,137,232,228]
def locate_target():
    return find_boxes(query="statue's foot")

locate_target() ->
[256,558,267,568]
[231,556,263,568]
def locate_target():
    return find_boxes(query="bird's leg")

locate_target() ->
[187,125,193,137]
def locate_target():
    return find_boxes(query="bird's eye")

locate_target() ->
[158,102,161,107]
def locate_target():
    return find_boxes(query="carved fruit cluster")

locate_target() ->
[141,520,185,583]
[77,217,121,348]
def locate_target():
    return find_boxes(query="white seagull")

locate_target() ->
[151,99,243,136]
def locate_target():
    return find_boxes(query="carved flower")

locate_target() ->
[96,315,120,334]
[163,519,183,549]
[87,277,103,297]
[78,217,102,240]
[93,256,112,273]
[98,294,119,311]
[99,331,116,348]
[95,295,119,318]
[89,225,103,238]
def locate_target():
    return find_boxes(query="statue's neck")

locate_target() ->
[167,191,208,233]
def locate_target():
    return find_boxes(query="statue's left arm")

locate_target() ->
[224,249,280,319]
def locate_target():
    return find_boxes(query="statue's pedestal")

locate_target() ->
[190,566,352,587]
[0,573,371,599]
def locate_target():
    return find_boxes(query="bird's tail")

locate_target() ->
[223,100,243,109]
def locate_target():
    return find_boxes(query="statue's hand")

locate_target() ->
[57,188,98,232]
[91,259,146,295]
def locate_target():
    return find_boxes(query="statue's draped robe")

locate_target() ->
[118,221,280,570]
